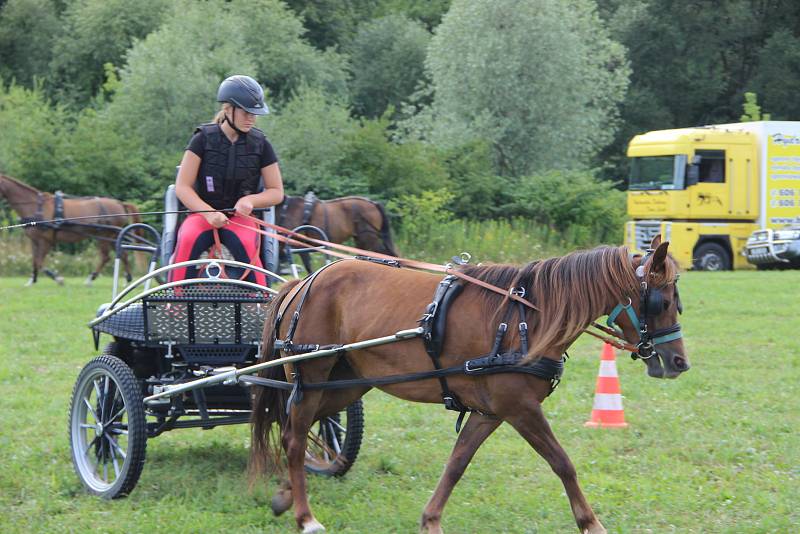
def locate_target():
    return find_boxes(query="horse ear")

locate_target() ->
[650,241,670,273]
[650,234,662,249]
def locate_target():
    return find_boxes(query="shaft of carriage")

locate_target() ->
[143,327,424,404]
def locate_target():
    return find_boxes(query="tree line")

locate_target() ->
[0,0,798,245]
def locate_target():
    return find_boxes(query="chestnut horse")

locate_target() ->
[250,237,688,533]
[277,194,397,272]
[0,174,139,286]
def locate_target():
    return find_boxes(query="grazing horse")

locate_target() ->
[250,236,688,533]
[277,194,397,272]
[0,174,139,286]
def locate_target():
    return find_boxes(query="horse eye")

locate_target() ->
[663,300,671,311]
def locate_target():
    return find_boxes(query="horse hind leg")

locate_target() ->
[86,242,111,286]
[283,388,330,533]
[505,403,605,534]
[420,413,501,534]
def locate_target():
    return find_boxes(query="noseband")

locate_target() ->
[606,253,683,360]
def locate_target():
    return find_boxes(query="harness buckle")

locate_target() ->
[509,286,526,298]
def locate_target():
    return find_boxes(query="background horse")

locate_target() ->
[250,237,688,533]
[277,194,397,272]
[0,174,140,286]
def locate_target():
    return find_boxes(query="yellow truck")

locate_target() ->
[624,121,800,270]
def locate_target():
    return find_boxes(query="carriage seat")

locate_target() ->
[93,302,146,343]
[159,184,279,274]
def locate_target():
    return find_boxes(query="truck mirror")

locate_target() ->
[687,164,699,185]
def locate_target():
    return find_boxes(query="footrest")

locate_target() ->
[177,344,254,364]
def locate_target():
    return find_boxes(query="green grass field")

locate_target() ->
[0,272,798,533]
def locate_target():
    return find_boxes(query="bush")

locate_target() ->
[504,169,626,244]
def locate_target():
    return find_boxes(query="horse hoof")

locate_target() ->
[582,524,607,534]
[24,278,34,287]
[55,276,65,286]
[301,519,325,533]
[84,276,94,287]
[270,490,292,516]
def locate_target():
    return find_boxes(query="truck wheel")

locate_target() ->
[693,243,731,271]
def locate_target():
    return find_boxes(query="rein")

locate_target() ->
[0,206,661,352]
[228,214,644,351]
[229,213,540,311]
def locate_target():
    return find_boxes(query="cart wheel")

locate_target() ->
[305,399,364,477]
[68,355,147,498]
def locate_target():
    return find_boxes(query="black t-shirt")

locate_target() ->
[186,125,278,169]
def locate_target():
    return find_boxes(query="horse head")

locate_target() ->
[610,235,689,379]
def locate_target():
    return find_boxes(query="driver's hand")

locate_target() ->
[234,197,254,217]
[203,211,228,229]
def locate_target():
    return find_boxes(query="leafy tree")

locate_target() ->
[283,0,378,50]
[61,108,151,199]
[0,81,69,189]
[749,28,800,120]
[598,0,800,182]
[414,0,630,177]
[375,0,451,30]
[234,0,349,102]
[48,0,170,107]
[338,116,450,200]
[347,14,430,118]
[106,0,348,182]
[264,87,449,200]
[0,0,63,87]
[107,1,254,159]
[262,87,361,196]
[439,140,510,219]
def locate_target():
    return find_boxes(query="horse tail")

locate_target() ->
[373,201,398,256]
[121,201,147,270]
[122,202,141,225]
[248,279,302,481]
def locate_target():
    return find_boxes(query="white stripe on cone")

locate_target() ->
[592,393,623,411]
[598,360,618,377]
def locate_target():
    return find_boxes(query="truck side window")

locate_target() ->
[696,150,725,183]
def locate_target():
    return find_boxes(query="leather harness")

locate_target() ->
[258,257,566,432]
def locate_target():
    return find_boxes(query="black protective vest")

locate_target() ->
[194,123,266,210]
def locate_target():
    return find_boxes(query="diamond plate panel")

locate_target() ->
[147,302,190,343]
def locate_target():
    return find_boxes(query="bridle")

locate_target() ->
[606,251,683,360]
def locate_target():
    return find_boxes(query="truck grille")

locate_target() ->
[633,221,662,252]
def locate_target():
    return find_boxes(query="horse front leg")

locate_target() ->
[26,238,40,286]
[35,239,62,285]
[506,402,605,534]
[420,413,501,534]
[284,391,327,533]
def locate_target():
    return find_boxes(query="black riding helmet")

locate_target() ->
[217,75,269,115]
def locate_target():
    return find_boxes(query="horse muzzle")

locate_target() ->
[641,347,690,379]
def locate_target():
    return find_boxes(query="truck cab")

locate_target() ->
[625,126,761,270]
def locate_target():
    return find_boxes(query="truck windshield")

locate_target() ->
[629,155,687,190]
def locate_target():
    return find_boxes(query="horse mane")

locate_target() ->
[459,245,641,359]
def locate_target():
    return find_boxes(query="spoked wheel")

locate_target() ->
[304,399,364,477]
[69,355,147,499]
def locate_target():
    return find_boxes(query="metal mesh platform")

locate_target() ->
[93,303,146,341]
[93,281,272,348]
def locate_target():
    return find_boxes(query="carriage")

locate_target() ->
[67,186,363,499]
[65,185,689,533]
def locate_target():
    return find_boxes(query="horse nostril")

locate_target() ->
[673,356,689,371]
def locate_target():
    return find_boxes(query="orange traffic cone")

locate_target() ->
[585,343,628,428]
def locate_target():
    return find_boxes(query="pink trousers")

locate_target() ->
[168,213,266,285]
